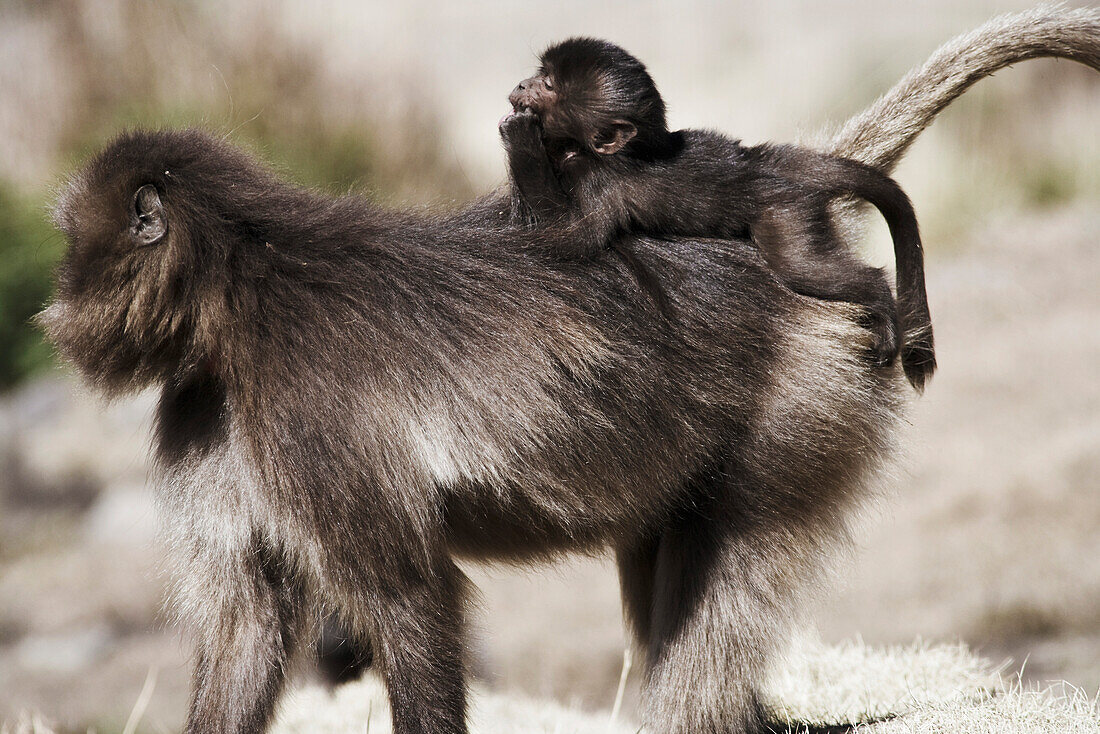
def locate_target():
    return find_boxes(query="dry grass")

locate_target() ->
[770,638,1100,733]
[273,678,637,734]
[767,636,1001,725]
[863,684,1100,734]
[262,639,1100,734]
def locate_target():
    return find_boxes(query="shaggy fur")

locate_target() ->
[42,129,902,734]
[500,38,935,390]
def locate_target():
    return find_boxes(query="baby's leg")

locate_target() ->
[754,204,899,366]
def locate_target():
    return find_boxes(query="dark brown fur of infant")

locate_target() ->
[500,38,935,390]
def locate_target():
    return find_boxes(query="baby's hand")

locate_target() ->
[499,109,543,153]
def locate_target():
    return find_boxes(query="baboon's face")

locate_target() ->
[512,38,671,161]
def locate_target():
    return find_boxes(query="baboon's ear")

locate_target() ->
[590,120,637,155]
[131,184,167,246]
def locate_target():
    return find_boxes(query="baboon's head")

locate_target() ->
[40,129,250,394]
[510,37,669,160]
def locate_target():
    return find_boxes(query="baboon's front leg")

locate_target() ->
[369,560,471,734]
[184,542,303,734]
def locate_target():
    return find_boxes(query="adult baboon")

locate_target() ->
[317,4,1100,697]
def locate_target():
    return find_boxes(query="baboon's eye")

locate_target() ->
[543,76,553,90]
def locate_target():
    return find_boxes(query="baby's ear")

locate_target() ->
[590,121,637,155]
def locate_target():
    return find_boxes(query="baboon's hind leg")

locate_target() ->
[616,534,661,651]
[316,613,374,685]
[643,473,828,734]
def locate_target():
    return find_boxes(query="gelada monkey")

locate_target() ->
[43,127,903,734]
[42,5,1099,734]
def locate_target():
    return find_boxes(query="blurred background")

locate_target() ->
[0,0,1097,731]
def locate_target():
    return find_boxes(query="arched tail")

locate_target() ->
[819,3,1099,389]
[828,4,1100,172]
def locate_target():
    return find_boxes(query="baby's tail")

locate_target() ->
[825,157,935,391]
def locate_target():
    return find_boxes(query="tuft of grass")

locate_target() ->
[767,636,1100,733]
[766,636,1002,727]
[864,678,1100,734]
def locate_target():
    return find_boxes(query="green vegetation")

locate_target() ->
[0,185,63,389]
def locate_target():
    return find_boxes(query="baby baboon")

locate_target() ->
[500,38,935,389]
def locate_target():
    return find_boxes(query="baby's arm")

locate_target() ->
[501,111,628,258]
[499,110,570,225]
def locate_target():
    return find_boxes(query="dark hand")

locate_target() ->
[499,108,544,155]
